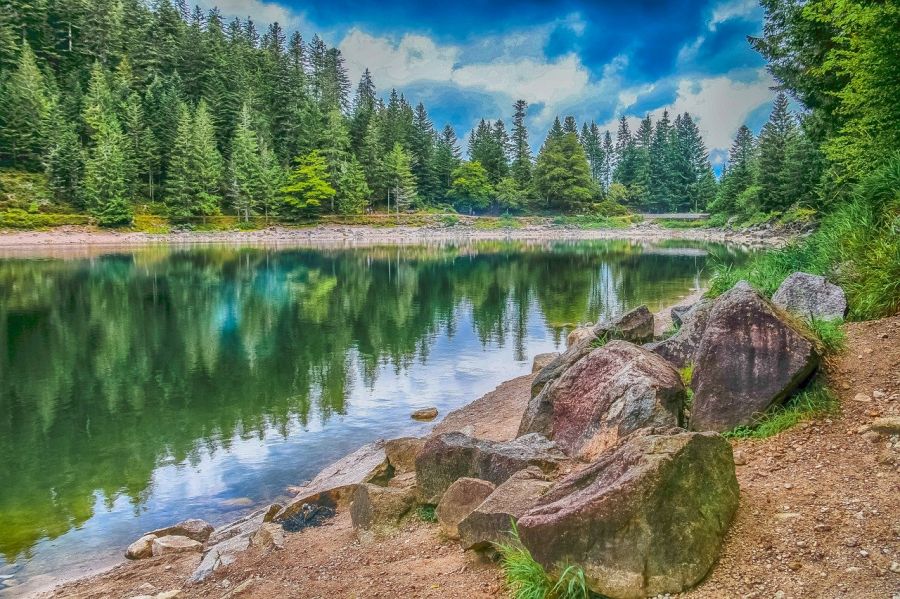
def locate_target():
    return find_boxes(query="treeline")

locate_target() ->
[0,0,732,224]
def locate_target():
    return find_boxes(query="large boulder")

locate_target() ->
[457,467,553,551]
[147,518,214,544]
[274,440,388,522]
[531,337,595,398]
[646,299,713,368]
[436,478,496,540]
[384,437,425,474]
[125,534,157,560]
[690,281,819,432]
[350,481,417,538]
[517,429,739,599]
[532,352,560,373]
[772,272,846,322]
[519,341,685,460]
[415,432,565,504]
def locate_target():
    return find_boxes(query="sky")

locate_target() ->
[200,0,777,166]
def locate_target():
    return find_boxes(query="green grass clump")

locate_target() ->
[0,209,92,229]
[724,379,838,439]
[807,318,846,353]
[707,154,900,320]
[496,523,593,599]
[589,331,609,349]
[439,214,460,227]
[416,504,437,523]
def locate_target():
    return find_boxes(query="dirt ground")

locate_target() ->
[42,316,899,599]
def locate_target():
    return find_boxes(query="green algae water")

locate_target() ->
[0,239,748,593]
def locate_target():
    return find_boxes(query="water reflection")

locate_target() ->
[0,239,747,588]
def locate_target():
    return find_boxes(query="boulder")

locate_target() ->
[670,304,693,328]
[125,534,157,560]
[772,272,846,322]
[415,432,565,504]
[566,325,597,348]
[436,478,496,540]
[350,482,417,536]
[690,281,819,432]
[532,352,560,373]
[384,437,425,474]
[519,341,685,460]
[151,535,203,557]
[411,407,439,421]
[148,518,214,544]
[262,503,282,523]
[869,417,900,436]
[207,508,266,546]
[517,429,739,599]
[604,305,655,343]
[457,467,553,551]
[250,523,285,551]
[647,299,713,368]
[531,337,595,398]
[190,533,252,582]
[274,441,388,522]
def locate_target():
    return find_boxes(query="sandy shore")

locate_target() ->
[0,222,789,251]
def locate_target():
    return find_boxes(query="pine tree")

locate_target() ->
[165,101,222,220]
[757,92,795,212]
[534,126,594,211]
[383,143,417,213]
[83,116,132,225]
[120,91,157,201]
[44,97,84,206]
[432,124,461,203]
[281,149,334,218]
[450,161,492,214]
[410,102,437,203]
[712,125,756,215]
[0,41,50,167]
[562,116,578,134]
[229,103,262,220]
[649,110,672,211]
[191,100,223,217]
[335,157,371,214]
[510,99,532,190]
[600,130,614,191]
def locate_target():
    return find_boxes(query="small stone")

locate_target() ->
[862,431,881,443]
[733,450,748,466]
[814,524,832,532]
[890,561,900,574]
[155,592,181,599]
[788,562,802,571]
[859,550,869,558]
[151,535,203,557]
[411,407,439,421]
[125,534,157,560]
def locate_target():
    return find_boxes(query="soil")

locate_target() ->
[0,222,788,251]
[38,316,900,599]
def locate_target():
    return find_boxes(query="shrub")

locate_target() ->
[496,523,592,599]
[439,214,460,227]
[0,209,92,229]
[416,504,437,523]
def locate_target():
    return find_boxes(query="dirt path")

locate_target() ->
[40,317,899,599]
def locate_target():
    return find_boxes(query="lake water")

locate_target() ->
[0,239,748,593]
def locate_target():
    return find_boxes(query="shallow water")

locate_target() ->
[0,239,748,593]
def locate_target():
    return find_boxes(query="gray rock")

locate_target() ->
[690,281,820,432]
[532,352,560,373]
[384,437,425,474]
[518,428,739,599]
[190,533,252,582]
[350,481,417,535]
[602,305,655,344]
[647,299,713,368]
[457,467,553,550]
[150,535,203,557]
[207,509,266,546]
[519,341,685,461]
[436,478,496,540]
[772,272,846,322]
[415,432,565,504]
[274,441,389,522]
[670,304,693,328]
[250,523,285,551]
[147,518,214,544]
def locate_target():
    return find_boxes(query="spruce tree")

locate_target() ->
[383,143,417,213]
[757,92,795,212]
[510,100,532,190]
[335,157,370,214]
[191,100,223,217]
[230,103,262,220]
[281,149,334,218]
[432,125,461,203]
[649,110,672,211]
[0,41,50,167]
[83,117,132,225]
[44,97,84,206]
[534,126,593,211]
[600,130,614,192]
[410,102,437,203]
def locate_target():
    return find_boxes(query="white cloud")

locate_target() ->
[339,29,458,90]
[709,0,759,31]
[196,0,305,27]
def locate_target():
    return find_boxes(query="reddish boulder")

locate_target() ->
[517,428,739,599]
[690,281,819,432]
[520,341,685,460]
[436,478,496,540]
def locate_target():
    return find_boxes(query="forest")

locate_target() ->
[0,0,839,225]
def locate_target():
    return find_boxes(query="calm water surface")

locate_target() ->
[0,239,748,593]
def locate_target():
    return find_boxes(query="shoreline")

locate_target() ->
[0,222,790,251]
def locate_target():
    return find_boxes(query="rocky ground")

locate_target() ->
[0,221,788,251]
[41,314,899,599]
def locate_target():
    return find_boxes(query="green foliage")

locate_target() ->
[416,504,437,523]
[0,210,91,229]
[335,158,371,215]
[451,161,493,213]
[0,42,50,168]
[807,318,846,353]
[383,143,417,212]
[534,128,595,212]
[656,219,710,229]
[439,214,460,227]
[724,379,838,439]
[551,214,629,230]
[281,150,335,219]
[496,523,592,599]
[473,215,523,230]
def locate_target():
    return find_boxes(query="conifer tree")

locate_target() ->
[335,157,370,214]
[410,102,437,203]
[383,143,417,213]
[432,125,461,203]
[44,98,84,206]
[510,100,532,190]
[600,130,614,192]
[0,41,50,167]
[534,125,594,211]
[281,149,334,218]
[757,92,795,212]
[229,103,263,220]
[83,116,132,225]
[450,161,492,213]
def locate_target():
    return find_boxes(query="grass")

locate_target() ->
[679,364,695,421]
[496,523,593,599]
[589,331,609,349]
[807,318,847,353]
[723,378,838,439]
[472,215,524,230]
[416,504,437,523]
[0,209,92,229]
[707,154,900,320]
[551,214,632,229]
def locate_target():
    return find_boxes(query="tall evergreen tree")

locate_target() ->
[757,92,795,212]
[83,116,132,225]
[0,41,50,166]
[534,125,594,211]
[383,142,417,213]
[432,124,461,202]
[510,99,532,190]
[280,149,334,217]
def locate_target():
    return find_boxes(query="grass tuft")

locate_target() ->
[807,318,846,353]
[416,504,437,523]
[496,522,593,599]
[724,378,838,439]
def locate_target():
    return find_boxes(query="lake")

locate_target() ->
[0,239,748,593]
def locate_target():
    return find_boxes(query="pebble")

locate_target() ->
[890,561,900,574]
[859,550,869,558]
[788,562,802,571]
[853,393,872,403]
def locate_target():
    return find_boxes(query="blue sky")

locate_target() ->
[201,0,776,165]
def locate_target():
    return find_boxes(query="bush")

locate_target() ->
[0,209,92,229]
[589,198,629,217]
[496,523,592,599]
[416,504,437,523]
[439,214,460,227]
